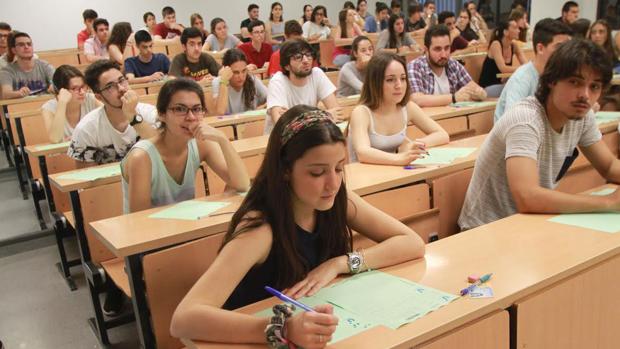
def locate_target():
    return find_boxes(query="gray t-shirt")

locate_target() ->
[212,75,268,114]
[337,61,364,97]
[376,29,415,49]
[0,59,55,93]
[458,96,602,230]
[205,34,241,51]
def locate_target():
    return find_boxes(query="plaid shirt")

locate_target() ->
[407,56,472,95]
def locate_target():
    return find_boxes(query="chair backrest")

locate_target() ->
[206,153,264,195]
[431,168,473,238]
[237,120,265,139]
[319,39,336,69]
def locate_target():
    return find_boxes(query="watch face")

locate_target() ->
[350,255,361,268]
[135,115,143,122]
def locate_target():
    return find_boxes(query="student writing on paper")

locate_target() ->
[121,78,250,213]
[41,65,102,143]
[349,52,448,164]
[171,105,425,348]
[459,39,620,231]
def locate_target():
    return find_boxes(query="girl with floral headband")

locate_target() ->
[171,105,425,348]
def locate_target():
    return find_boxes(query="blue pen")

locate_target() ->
[264,286,315,312]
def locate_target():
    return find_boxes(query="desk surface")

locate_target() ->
[0,94,53,107]
[424,102,497,121]
[187,185,620,349]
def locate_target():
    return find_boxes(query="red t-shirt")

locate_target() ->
[154,23,182,39]
[239,42,273,68]
[268,49,319,77]
[77,29,90,48]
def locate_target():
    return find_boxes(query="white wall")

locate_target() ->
[530,0,597,28]
[3,0,382,51]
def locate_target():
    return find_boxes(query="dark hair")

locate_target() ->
[84,60,121,92]
[571,18,591,39]
[156,78,206,116]
[134,30,153,46]
[408,4,422,16]
[82,9,98,21]
[562,1,578,13]
[222,104,351,289]
[210,17,225,35]
[532,18,572,50]
[279,39,314,76]
[391,0,401,9]
[143,12,155,24]
[424,24,450,47]
[270,2,283,22]
[387,14,406,49]
[536,39,612,104]
[248,20,265,33]
[248,3,259,12]
[464,1,476,10]
[52,65,84,93]
[351,35,372,61]
[92,18,109,32]
[344,1,355,10]
[311,6,327,25]
[302,5,312,22]
[339,9,349,39]
[0,22,11,31]
[181,27,203,45]
[424,0,436,8]
[222,49,257,110]
[107,22,132,52]
[162,6,175,17]
[357,0,367,12]
[361,52,410,109]
[190,13,204,27]
[588,20,615,63]
[488,20,511,48]
[438,11,455,24]
[375,2,389,14]
[284,19,303,37]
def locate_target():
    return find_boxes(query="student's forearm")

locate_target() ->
[604,159,620,184]
[49,104,69,143]
[217,137,251,191]
[128,76,154,84]
[513,186,618,214]
[214,85,229,116]
[356,146,407,165]
[411,93,452,107]
[2,90,24,99]
[362,234,425,271]
[414,130,450,147]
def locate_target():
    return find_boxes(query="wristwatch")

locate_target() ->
[130,114,143,126]
[347,251,363,274]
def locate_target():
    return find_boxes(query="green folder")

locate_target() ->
[148,200,231,220]
[412,147,477,165]
[57,164,121,181]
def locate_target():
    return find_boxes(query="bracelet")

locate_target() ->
[265,304,295,348]
[220,79,229,86]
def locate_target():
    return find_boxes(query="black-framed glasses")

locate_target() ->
[99,76,129,93]
[291,52,314,61]
[167,105,206,117]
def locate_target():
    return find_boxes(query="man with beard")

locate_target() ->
[0,32,55,99]
[458,39,620,231]
[264,39,342,134]
[407,25,485,107]
[68,60,157,166]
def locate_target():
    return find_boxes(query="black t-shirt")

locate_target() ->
[406,18,426,32]
[240,18,252,43]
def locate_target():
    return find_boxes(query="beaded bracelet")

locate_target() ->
[265,303,295,348]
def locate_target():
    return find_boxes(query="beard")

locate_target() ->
[292,66,312,78]
[428,56,448,69]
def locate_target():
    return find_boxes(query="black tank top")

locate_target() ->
[479,41,514,88]
[223,225,322,310]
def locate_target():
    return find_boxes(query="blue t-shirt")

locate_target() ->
[494,61,539,123]
[364,15,388,33]
[124,53,171,78]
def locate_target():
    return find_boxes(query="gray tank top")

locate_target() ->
[349,105,408,162]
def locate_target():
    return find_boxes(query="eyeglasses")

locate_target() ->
[291,52,314,61]
[69,85,88,93]
[167,105,206,117]
[0,34,9,39]
[99,76,129,93]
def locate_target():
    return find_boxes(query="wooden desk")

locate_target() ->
[187,185,620,349]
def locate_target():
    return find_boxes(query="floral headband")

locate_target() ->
[281,109,335,146]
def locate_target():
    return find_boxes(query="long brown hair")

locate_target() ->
[107,22,132,52]
[222,49,257,110]
[588,19,616,64]
[360,52,411,110]
[338,9,349,39]
[222,105,352,288]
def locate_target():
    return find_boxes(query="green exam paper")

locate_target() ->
[57,164,121,181]
[547,188,620,233]
[450,101,496,108]
[148,200,230,220]
[412,147,477,165]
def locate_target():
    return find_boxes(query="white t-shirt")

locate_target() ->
[432,69,450,95]
[67,103,158,164]
[265,67,336,133]
[212,75,268,114]
[302,22,331,40]
[41,93,99,139]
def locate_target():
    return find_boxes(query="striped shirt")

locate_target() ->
[407,56,471,95]
[458,96,602,230]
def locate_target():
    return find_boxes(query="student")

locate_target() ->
[459,39,620,231]
[41,65,101,143]
[337,36,373,97]
[478,20,528,97]
[331,8,364,67]
[170,105,426,346]
[84,18,110,63]
[364,2,389,33]
[68,60,157,164]
[342,1,366,28]
[457,8,485,45]
[0,32,55,99]
[495,18,572,122]
[241,4,260,43]
[169,28,221,83]
[0,22,10,69]
[509,8,529,43]
[302,6,331,41]
[210,49,268,115]
[349,52,448,164]
[121,78,250,213]
[570,18,591,39]
[406,4,426,33]
[124,30,171,84]
[357,0,370,20]
[266,39,342,133]
[268,20,308,77]
[558,1,579,25]
[153,6,185,41]
[266,2,285,47]
[377,14,420,53]
[142,12,157,36]
[238,20,273,69]
[423,0,438,27]
[465,1,488,32]
[77,9,98,50]
[300,4,313,24]
[202,18,241,53]
[408,25,486,107]
[438,11,471,52]
[190,13,209,42]
[106,22,133,67]
[390,0,404,17]
[588,20,619,68]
